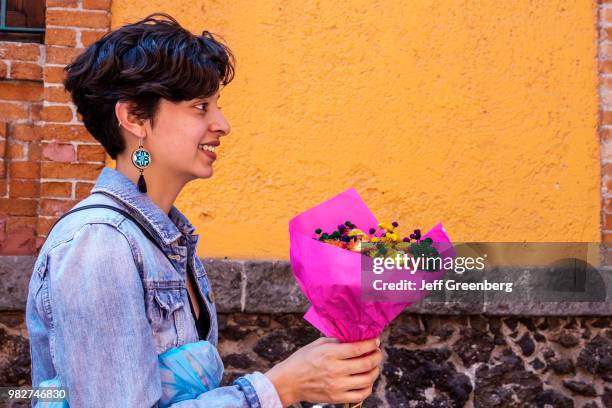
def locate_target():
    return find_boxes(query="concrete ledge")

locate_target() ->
[2,257,611,316]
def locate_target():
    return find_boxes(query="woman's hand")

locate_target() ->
[264,336,383,407]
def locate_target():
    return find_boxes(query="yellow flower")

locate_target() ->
[348,228,367,237]
[378,222,393,232]
[385,232,399,242]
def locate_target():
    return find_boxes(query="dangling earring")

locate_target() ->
[131,138,151,193]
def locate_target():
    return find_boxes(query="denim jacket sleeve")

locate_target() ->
[45,222,283,408]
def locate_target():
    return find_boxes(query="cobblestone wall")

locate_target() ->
[4,311,609,407]
[218,313,612,408]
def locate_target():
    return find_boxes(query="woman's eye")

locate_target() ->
[196,104,222,112]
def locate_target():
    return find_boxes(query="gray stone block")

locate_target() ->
[0,256,35,311]
[1,256,611,316]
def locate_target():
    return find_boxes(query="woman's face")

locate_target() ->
[145,90,230,182]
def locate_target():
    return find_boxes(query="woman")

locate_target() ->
[25,13,382,408]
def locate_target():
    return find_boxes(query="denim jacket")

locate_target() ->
[25,166,283,408]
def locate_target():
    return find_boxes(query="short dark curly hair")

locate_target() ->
[64,13,235,160]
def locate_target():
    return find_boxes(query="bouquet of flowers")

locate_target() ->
[313,220,441,272]
[289,188,454,408]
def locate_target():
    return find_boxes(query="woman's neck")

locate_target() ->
[115,159,186,215]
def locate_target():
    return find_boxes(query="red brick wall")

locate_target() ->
[0,0,111,255]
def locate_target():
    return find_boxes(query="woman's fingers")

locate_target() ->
[306,336,338,350]
[338,347,383,375]
[341,365,380,390]
[334,337,380,359]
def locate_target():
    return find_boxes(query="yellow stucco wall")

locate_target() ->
[110,1,600,260]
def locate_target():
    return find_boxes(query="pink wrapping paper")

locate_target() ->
[289,188,453,343]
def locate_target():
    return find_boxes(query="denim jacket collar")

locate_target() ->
[90,167,196,246]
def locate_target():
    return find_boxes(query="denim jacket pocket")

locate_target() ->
[147,288,185,353]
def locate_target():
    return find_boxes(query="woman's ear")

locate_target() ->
[115,101,145,138]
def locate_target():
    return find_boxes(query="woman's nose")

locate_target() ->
[212,109,231,137]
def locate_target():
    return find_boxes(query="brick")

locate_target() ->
[602,60,612,74]
[35,236,46,251]
[83,0,111,10]
[81,30,108,47]
[0,139,4,158]
[40,198,78,216]
[37,216,55,233]
[602,164,612,181]
[12,124,41,141]
[0,81,43,101]
[605,214,612,231]
[9,180,39,198]
[604,8,612,22]
[41,162,103,180]
[27,142,41,161]
[0,182,5,197]
[10,162,39,179]
[45,28,77,47]
[41,105,73,122]
[47,0,78,7]
[42,142,76,162]
[44,66,67,84]
[77,144,106,162]
[599,128,612,140]
[6,141,24,160]
[0,161,5,178]
[37,217,58,237]
[602,111,612,125]
[0,226,37,255]
[603,43,612,60]
[46,10,110,29]
[10,62,42,81]
[6,216,37,230]
[0,61,7,79]
[0,102,29,120]
[0,121,6,137]
[1,217,37,253]
[0,42,41,62]
[31,103,43,121]
[44,86,72,103]
[46,46,82,65]
[41,123,93,142]
[41,181,72,198]
[75,182,94,199]
[603,140,612,163]
[0,198,38,216]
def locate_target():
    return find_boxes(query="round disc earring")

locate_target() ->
[131,139,151,193]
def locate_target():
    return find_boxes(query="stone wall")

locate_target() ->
[2,311,611,407]
[218,313,612,408]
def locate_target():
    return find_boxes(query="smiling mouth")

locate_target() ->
[198,144,216,153]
